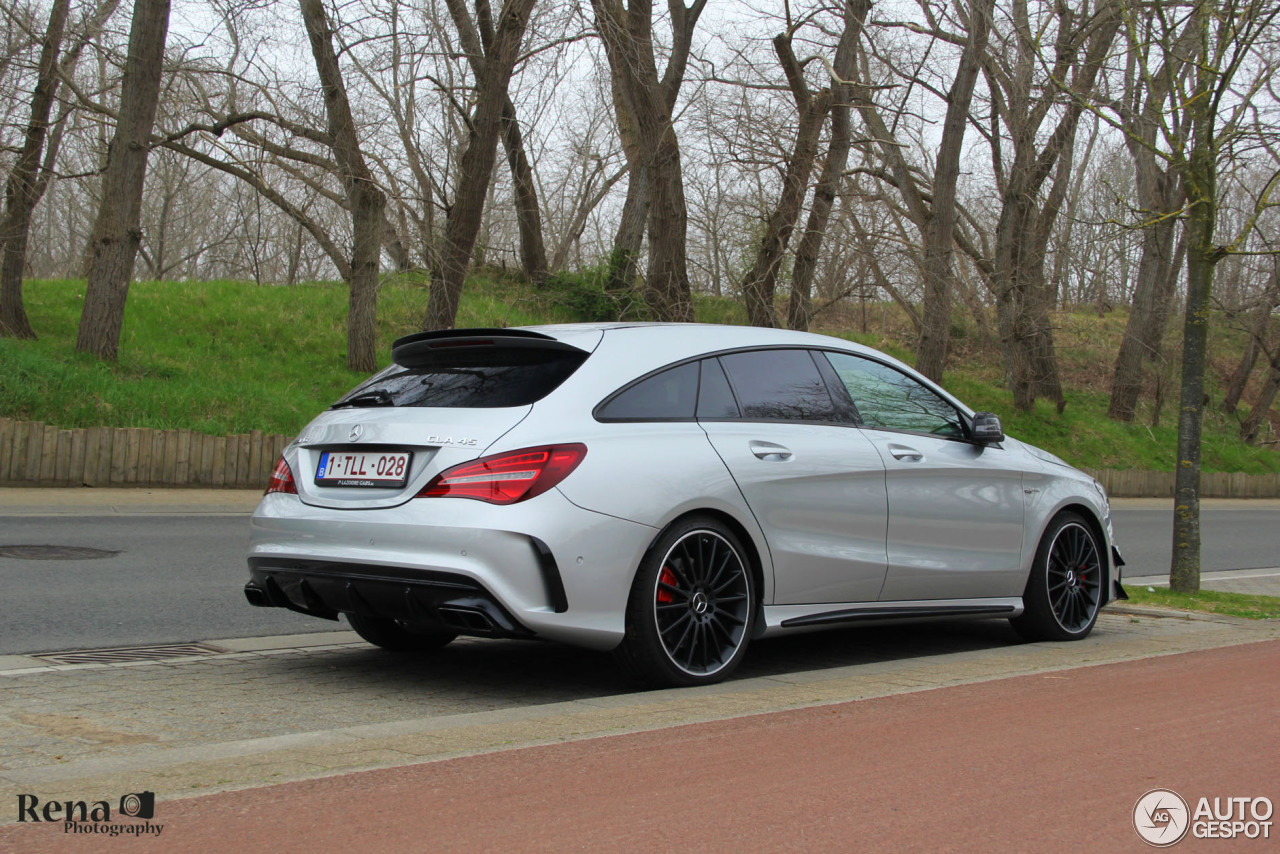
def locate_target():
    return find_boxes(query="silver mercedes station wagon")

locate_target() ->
[245,323,1126,686]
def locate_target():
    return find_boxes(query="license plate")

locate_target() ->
[315,451,412,488]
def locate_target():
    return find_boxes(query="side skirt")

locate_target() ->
[762,597,1024,636]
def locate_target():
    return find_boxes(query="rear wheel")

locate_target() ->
[1012,512,1104,642]
[346,614,457,652]
[614,516,754,687]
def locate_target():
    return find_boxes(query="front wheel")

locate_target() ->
[614,517,755,687]
[346,613,457,652]
[1012,512,1104,642]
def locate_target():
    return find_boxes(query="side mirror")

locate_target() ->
[971,411,1004,445]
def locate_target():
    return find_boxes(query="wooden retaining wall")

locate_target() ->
[0,417,1277,496]
[1082,467,1280,499]
[0,419,289,489]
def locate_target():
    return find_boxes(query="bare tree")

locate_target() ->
[835,0,994,377]
[424,0,538,330]
[786,3,859,332]
[1240,322,1280,444]
[75,0,170,360]
[299,0,387,371]
[444,0,547,284]
[740,32,831,328]
[1084,0,1280,591]
[0,0,69,339]
[591,0,704,321]
[982,0,1120,411]
[1,0,118,338]
[1106,15,1195,422]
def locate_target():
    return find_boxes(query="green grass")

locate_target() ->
[0,275,581,436]
[0,277,1277,475]
[1122,586,1280,620]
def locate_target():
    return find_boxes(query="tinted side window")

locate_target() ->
[697,358,740,419]
[720,350,840,422]
[823,352,965,438]
[597,361,699,421]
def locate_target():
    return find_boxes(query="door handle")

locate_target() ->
[749,440,793,461]
[888,444,923,462]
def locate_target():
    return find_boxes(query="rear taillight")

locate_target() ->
[417,444,586,505]
[266,456,298,495]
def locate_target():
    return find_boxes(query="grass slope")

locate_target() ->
[1,277,1276,474]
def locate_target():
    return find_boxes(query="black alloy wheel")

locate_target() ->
[616,517,754,686]
[1012,512,1104,642]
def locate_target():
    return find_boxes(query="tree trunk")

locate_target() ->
[592,0,703,322]
[607,169,648,292]
[445,0,547,284]
[1108,215,1182,420]
[0,0,70,340]
[604,62,648,294]
[741,35,829,329]
[640,132,694,321]
[1240,353,1279,445]
[425,0,538,330]
[1170,198,1215,594]
[501,100,547,284]
[1108,44,1189,423]
[985,1,1118,411]
[915,0,994,382]
[1221,263,1279,414]
[1169,27,1220,593]
[787,43,854,332]
[300,0,389,373]
[75,0,171,361]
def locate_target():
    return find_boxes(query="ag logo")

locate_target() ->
[1134,788,1190,846]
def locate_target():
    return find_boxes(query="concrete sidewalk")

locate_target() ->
[0,487,262,516]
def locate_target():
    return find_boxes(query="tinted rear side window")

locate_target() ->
[719,350,841,422]
[597,361,699,421]
[334,349,586,409]
[696,358,740,419]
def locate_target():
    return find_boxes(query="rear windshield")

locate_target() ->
[332,348,587,409]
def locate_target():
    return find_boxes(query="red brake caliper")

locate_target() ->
[657,566,678,603]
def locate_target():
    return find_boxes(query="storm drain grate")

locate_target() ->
[31,642,226,665]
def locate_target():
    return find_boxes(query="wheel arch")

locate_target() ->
[641,508,769,638]
[1039,502,1112,603]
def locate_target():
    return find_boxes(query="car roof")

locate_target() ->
[518,322,885,360]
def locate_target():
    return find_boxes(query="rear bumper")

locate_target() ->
[245,558,534,638]
[245,489,658,650]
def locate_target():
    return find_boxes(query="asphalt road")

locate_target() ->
[0,502,1274,655]
[0,515,339,655]
[1110,503,1279,577]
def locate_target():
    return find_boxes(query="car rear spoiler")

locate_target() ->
[391,328,587,368]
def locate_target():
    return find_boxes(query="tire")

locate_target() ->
[1011,512,1104,642]
[346,613,457,652]
[614,516,755,687]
